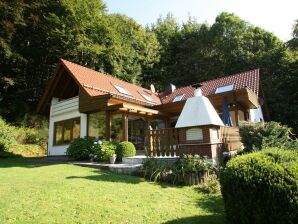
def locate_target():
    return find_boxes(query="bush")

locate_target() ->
[116,141,136,160]
[141,155,215,185]
[93,141,117,161]
[239,121,298,152]
[181,154,214,174]
[0,117,17,157]
[220,148,298,224]
[66,136,95,160]
[196,174,220,194]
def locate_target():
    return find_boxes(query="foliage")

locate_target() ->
[181,154,214,173]
[141,155,214,185]
[8,144,45,157]
[0,158,226,224]
[115,141,136,160]
[66,136,95,160]
[220,148,298,224]
[239,121,298,152]
[196,174,221,194]
[142,158,181,184]
[0,117,17,156]
[92,141,117,161]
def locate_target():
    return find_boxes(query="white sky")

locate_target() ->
[104,0,298,41]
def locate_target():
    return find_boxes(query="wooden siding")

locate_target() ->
[79,90,110,113]
[51,96,79,117]
[220,126,243,151]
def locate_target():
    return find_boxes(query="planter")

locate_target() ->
[184,171,209,186]
[110,154,117,164]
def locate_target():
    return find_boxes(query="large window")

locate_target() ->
[111,114,123,142]
[88,112,106,140]
[54,118,80,145]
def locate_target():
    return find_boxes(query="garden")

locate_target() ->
[1,117,298,224]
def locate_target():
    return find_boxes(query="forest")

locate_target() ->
[0,0,297,133]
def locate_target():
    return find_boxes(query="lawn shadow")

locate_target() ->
[0,157,66,169]
[66,169,143,184]
[164,193,227,224]
[163,214,226,224]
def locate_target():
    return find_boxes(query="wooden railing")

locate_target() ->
[147,126,243,157]
[147,128,180,157]
[220,126,243,151]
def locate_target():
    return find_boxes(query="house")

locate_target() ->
[37,59,266,156]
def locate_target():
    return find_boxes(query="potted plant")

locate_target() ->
[110,154,117,164]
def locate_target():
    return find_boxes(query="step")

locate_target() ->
[122,155,148,164]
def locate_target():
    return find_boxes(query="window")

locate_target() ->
[140,93,154,102]
[111,114,123,142]
[173,94,184,102]
[186,128,203,141]
[215,84,234,94]
[54,118,80,145]
[88,112,106,140]
[112,83,132,96]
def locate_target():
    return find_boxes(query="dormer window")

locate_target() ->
[215,84,234,94]
[140,93,154,102]
[173,94,184,102]
[112,83,132,96]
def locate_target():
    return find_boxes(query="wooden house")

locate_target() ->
[37,59,266,156]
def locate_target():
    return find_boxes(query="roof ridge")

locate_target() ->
[197,68,259,85]
[60,58,156,95]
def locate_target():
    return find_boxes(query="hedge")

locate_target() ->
[221,148,298,224]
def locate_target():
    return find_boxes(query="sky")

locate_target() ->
[104,0,298,41]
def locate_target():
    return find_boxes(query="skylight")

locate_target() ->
[112,84,132,96]
[215,84,234,94]
[173,94,184,102]
[140,93,154,102]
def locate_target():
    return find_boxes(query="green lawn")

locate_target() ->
[0,158,226,224]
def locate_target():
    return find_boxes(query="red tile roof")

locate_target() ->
[160,69,260,104]
[61,59,161,106]
[61,59,259,107]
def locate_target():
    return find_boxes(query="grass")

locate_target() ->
[0,158,226,224]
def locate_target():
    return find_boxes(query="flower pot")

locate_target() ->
[110,154,117,164]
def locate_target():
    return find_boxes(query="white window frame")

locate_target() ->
[173,94,184,102]
[215,84,234,94]
[112,83,132,96]
[140,93,154,102]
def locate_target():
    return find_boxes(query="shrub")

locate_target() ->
[0,117,17,157]
[116,141,136,160]
[93,141,117,161]
[66,136,95,160]
[196,174,220,194]
[181,154,214,174]
[141,155,215,185]
[220,148,298,224]
[142,158,180,183]
[239,121,298,152]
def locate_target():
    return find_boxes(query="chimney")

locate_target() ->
[165,83,176,93]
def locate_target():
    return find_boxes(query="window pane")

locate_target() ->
[63,120,72,143]
[111,114,123,142]
[55,123,63,145]
[88,112,106,140]
[73,119,80,140]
